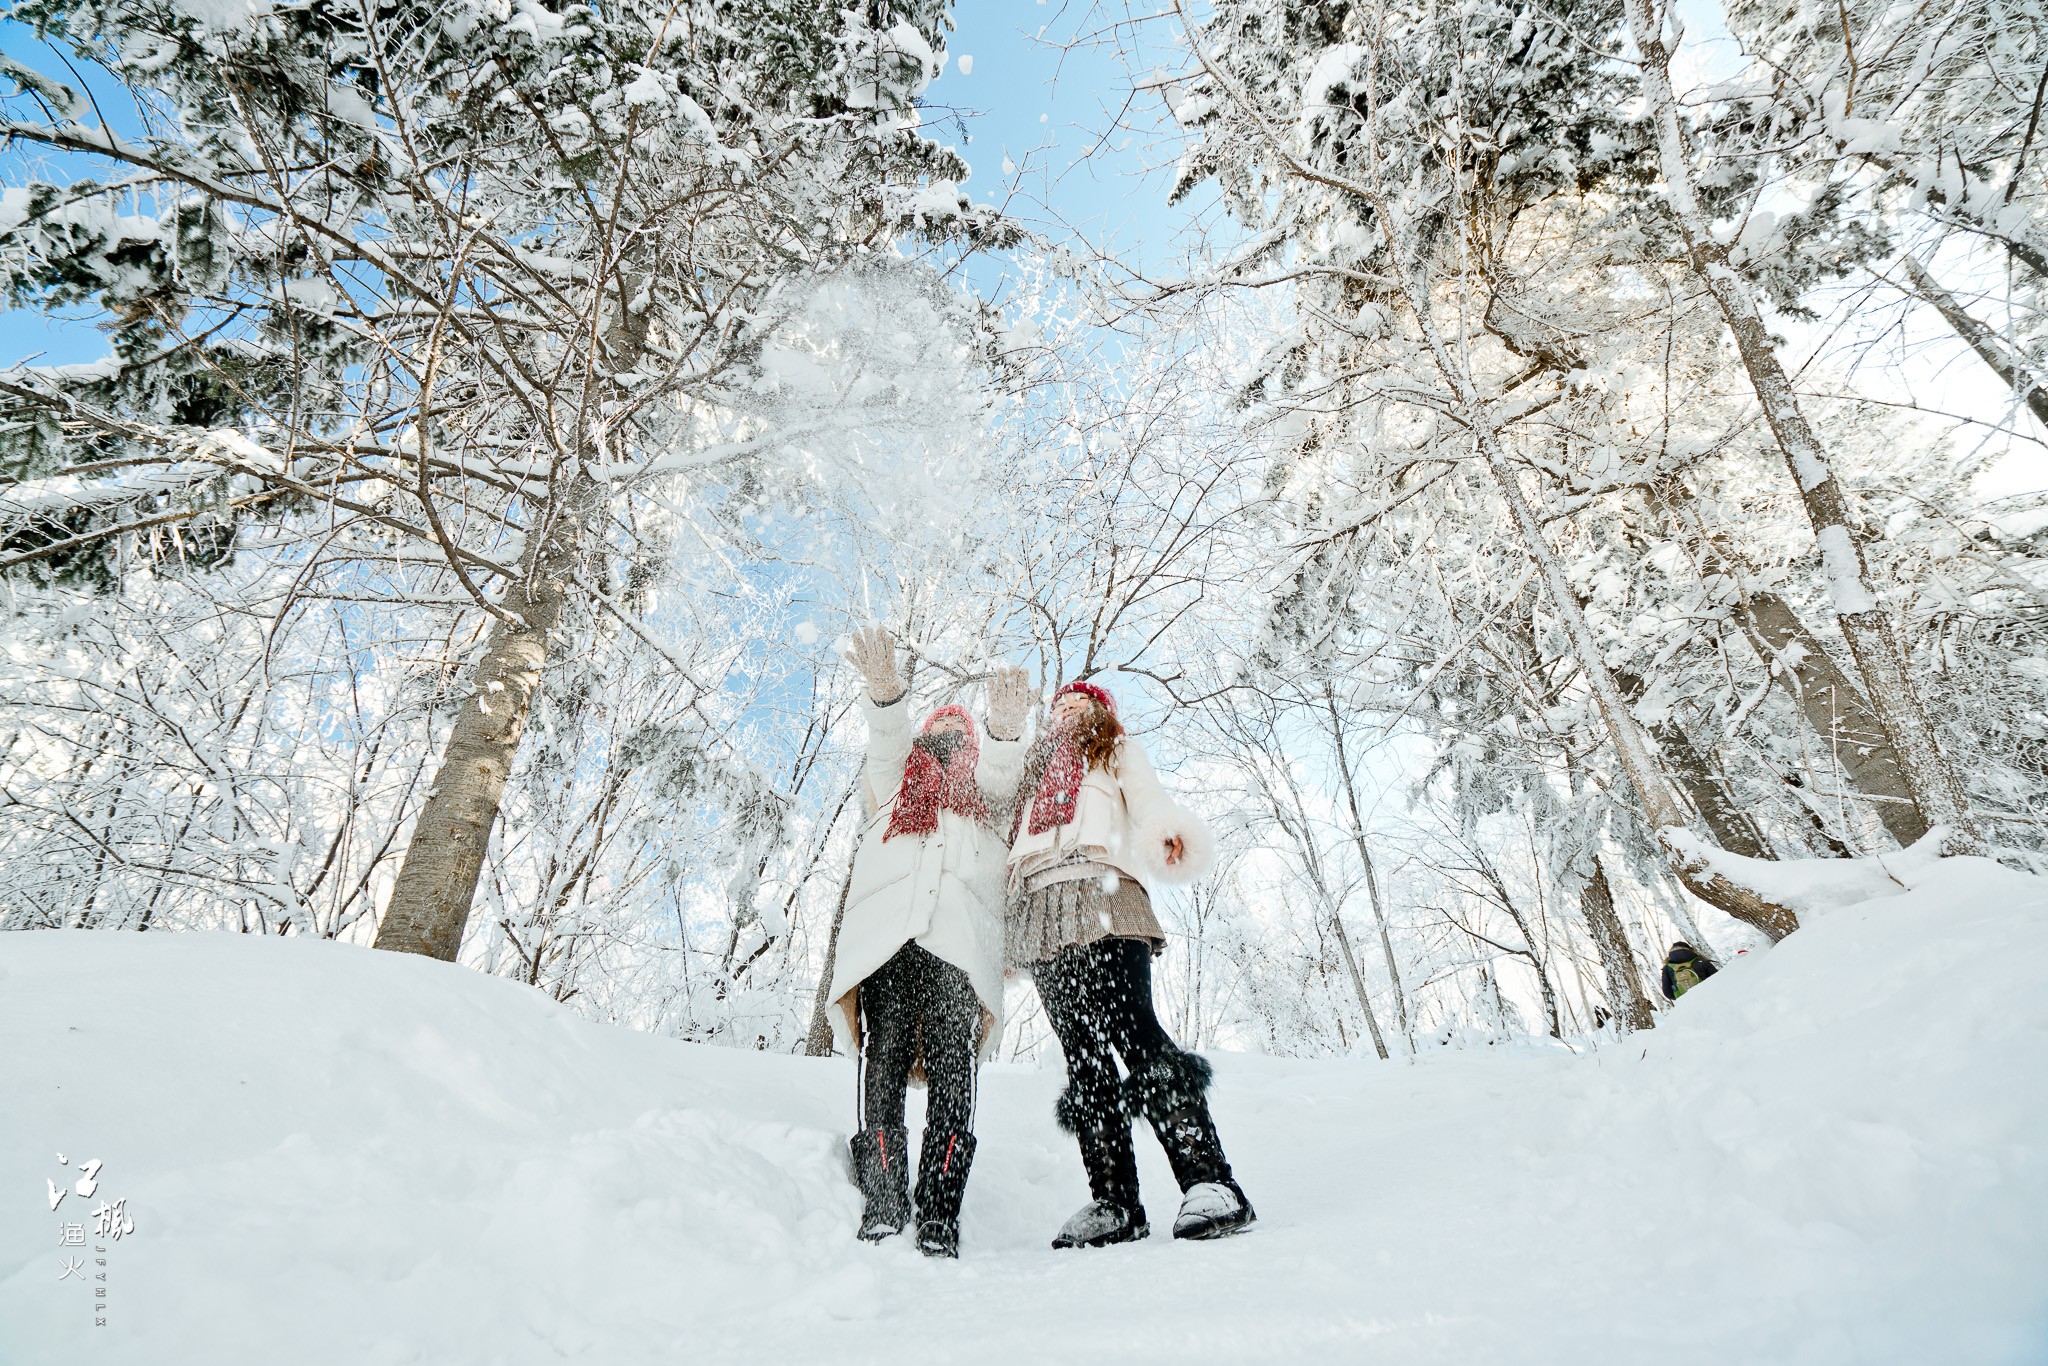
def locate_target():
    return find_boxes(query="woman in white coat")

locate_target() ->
[827,627,1030,1258]
[1007,679,1254,1249]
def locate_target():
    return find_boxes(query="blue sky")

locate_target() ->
[5,1,2036,493]
[928,3,1209,285]
[0,3,1200,368]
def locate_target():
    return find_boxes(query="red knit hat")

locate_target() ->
[1052,680,1116,716]
[922,704,976,734]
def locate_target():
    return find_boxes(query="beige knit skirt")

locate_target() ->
[1005,857,1164,967]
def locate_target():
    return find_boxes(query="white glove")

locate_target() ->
[843,626,904,705]
[985,665,1033,741]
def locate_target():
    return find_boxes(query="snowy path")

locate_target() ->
[6,858,2047,1364]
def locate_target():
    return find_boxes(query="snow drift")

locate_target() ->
[5,857,2046,1364]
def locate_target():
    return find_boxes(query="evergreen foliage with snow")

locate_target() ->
[1,0,2045,1088]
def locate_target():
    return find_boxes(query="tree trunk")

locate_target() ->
[1612,667,1772,858]
[1579,856,1657,1033]
[1657,714,1772,857]
[373,486,589,961]
[1904,257,2048,429]
[1649,479,1927,846]
[1207,14,1807,937]
[1738,591,1929,846]
[1627,0,1979,851]
[1322,683,1415,1051]
[1360,183,1804,935]
[1476,961,1514,1040]
[1478,441,1800,938]
[1496,900,1565,1038]
[1330,906,1392,1060]
[1360,850,1414,1051]
[803,865,857,1057]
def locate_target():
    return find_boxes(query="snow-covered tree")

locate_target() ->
[0,0,1012,959]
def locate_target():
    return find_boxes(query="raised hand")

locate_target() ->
[985,664,1034,741]
[843,626,904,704]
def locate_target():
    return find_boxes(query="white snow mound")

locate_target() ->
[5,856,2047,1364]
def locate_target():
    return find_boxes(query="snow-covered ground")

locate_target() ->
[6,857,2046,1365]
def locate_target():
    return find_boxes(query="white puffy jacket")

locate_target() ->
[827,694,1023,1059]
[1006,734,1216,893]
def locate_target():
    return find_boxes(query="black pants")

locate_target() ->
[1035,936,1183,1126]
[1036,937,1240,1213]
[859,942,979,1137]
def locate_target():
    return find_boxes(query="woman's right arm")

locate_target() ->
[845,627,913,810]
[862,693,915,808]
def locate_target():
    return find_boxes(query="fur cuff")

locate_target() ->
[1123,1049,1214,1121]
[1134,804,1217,885]
[1054,1081,1126,1133]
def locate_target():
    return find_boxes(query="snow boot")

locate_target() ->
[848,1125,911,1242]
[913,1130,976,1259]
[1052,1197,1150,1249]
[1127,1050,1257,1242]
[1170,1180,1255,1240]
[1151,1108,1256,1239]
[1051,1120,1148,1249]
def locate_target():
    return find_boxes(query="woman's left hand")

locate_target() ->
[1164,834,1185,866]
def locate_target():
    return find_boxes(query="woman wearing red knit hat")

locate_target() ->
[1007,678,1253,1248]
[827,627,1033,1258]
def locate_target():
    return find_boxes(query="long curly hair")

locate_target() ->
[1071,700,1124,775]
[1024,697,1124,788]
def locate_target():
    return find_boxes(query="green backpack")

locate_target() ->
[1670,961,1703,998]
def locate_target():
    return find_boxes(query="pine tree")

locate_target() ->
[0,0,1011,959]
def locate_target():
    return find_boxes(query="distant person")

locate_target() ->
[827,627,1031,1258]
[1004,679,1252,1248]
[1661,941,1720,1002]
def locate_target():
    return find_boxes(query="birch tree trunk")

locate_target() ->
[1579,857,1657,1032]
[1626,0,1980,851]
[1612,668,1773,858]
[1330,907,1393,1060]
[1903,257,2048,430]
[1478,439,1800,939]
[1656,715,1773,857]
[1650,480,1928,845]
[1176,9,1802,936]
[1492,896,1565,1038]
[372,483,592,961]
[803,866,857,1057]
[1322,683,1415,1051]
[1738,592,1929,846]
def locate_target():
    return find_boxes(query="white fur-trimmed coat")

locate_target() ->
[826,695,1023,1060]
[1006,734,1216,894]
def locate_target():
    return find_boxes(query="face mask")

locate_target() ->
[914,730,967,764]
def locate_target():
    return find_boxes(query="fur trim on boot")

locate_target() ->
[1054,1078,1126,1134]
[1122,1048,1214,1123]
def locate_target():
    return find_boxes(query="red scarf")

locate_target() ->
[883,706,989,841]
[1026,734,1087,835]
[1024,680,1119,837]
